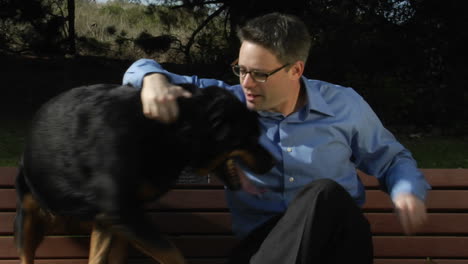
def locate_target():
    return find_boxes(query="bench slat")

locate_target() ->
[2,236,468,258]
[0,258,229,264]
[358,169,468,188]
[374,260,468,264]
[363,190,468,210]
[2,212,468,235]
[0,260,467,264]
[3,189,468,211]
[2,167,468,188]
[373,236,468,257]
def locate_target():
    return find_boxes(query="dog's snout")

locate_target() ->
[241,144,275,175]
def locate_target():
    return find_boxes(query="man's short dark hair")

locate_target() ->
[237,12,311,64]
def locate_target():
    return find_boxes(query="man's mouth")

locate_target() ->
[246,93,261,102]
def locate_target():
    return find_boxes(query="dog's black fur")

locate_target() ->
[15,84,274,263]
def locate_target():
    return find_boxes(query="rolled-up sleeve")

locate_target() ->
[123,58,235,90]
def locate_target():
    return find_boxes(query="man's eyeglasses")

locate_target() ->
[231,62,290,83]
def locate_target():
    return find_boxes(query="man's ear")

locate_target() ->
[289,61,305,81]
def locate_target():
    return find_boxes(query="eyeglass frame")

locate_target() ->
[231,60,290,83]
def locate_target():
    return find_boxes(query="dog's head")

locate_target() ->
[176,85,275,190]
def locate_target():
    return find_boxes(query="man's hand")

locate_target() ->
[141,73,191,122]
[393,193,428,235]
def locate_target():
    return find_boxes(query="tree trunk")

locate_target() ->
[67,0,76,55]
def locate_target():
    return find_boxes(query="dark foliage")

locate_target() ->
[1,0,467,131]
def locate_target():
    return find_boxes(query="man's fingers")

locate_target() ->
[144,103,160,120]
[171,86,192,98]
[140,81,192,122]
[396,206,413,235]
[393,194,428,235]
[166,100,179,121]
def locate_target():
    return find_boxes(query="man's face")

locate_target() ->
[238,41,295,114]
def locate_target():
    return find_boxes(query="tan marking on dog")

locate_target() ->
[195,149,255,176]
[19,194,44,264]
[228,150,257,168]
[89,223,113,264]
[22,194,39,210]
[131,237,186,264]
[108,232,129,264]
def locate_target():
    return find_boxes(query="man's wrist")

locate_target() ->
[143,73,169,86]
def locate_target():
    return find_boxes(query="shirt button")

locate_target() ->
[287,147,292,152]
[289,177,295,182]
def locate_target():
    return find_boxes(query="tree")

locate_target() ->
[0,0,75,55]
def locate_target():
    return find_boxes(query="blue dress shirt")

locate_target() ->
[123,59,431,238]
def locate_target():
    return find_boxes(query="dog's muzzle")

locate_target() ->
[207,145,275,191]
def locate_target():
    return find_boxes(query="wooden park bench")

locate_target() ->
[1,167,468,264]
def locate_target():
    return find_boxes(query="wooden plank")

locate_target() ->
[0,260,89,264]
[0,236,239,258]
[363,190,468,210]
[0,236,90,259]
[3,188,468,211]
[0,189,16,210]
[0,259,467,264]
[0,212,15,234]
[0,212,233,235]
[0,167,17,187]
[367,213,468,234]
[374,260,468,264]
[0,189,230,211]
[2,167,468,188]
[3,212,468,235]
[358,169,468,188]
[0,259,229,264]
[150,190,228,210]
[2,236,468,258]
[373,236,468,257]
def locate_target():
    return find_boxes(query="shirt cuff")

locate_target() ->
[390,174,431,202]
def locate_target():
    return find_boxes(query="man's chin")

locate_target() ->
[246,102,257,110]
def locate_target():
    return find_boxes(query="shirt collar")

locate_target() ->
[256,77,335,119]
[303,77,335,117]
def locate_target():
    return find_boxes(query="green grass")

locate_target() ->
[400,136,468,168]
[0,118,28,166]
[0,118,466,168]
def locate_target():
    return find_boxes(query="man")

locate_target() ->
[123,12,430,263]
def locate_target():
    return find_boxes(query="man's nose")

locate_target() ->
[241,73,256,88]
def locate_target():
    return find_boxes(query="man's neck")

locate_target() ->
[281,80,307,116]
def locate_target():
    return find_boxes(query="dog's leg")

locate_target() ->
[107,232,129,264]
[107,233,129,264]
[88,222,113,264]
[15,194,46,264]
[131,236,187,264]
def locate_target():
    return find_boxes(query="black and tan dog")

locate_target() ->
[15,84,274,264]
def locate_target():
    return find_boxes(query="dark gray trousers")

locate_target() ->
[228,179,374,264]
